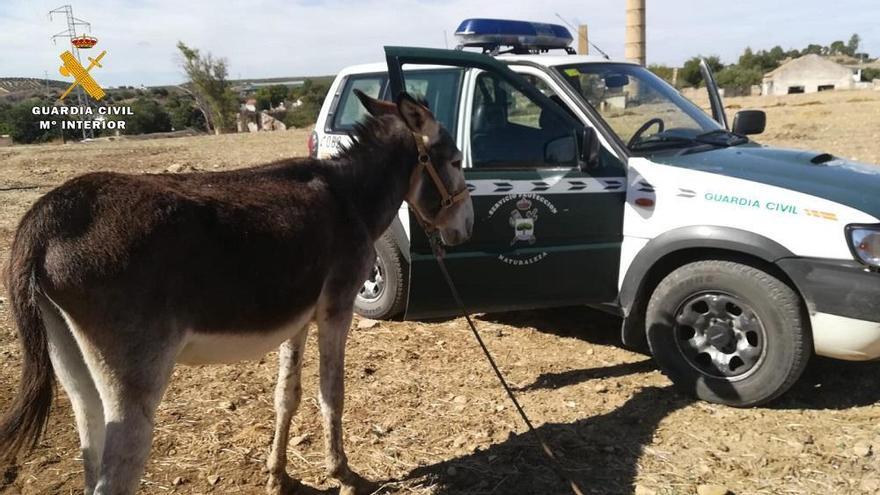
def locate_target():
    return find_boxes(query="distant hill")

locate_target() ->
[0,77,68,95]
[0,75,333,95]
[229,75,333,86]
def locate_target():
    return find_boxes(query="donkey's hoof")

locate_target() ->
[339,473,379,495]
[266,471,301,495]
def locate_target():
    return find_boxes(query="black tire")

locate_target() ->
[354,233,408,320]
[646,260,811,407]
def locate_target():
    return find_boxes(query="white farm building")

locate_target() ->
[762,54,856,96]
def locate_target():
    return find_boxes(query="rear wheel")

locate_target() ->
[646,260,811,407]
[354,233,408,320]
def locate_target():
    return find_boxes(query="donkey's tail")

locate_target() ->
[0,217,54,463]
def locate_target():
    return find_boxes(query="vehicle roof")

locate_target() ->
[336,53,635,77]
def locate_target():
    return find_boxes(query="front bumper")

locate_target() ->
[777,258,880,361]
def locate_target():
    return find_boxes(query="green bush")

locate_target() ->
[282,79,330,128]
[254,84,289,111]
[5,98,58,144]
[114,89,136,100]
[715,66,763,90]
[284,103,321,128]
[124,97,172,135]
[861,68,880,82]
[0,103,12,135]
[164,93,206,131]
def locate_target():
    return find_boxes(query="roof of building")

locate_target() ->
[763,54,854,79]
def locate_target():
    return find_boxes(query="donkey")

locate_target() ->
[0,90,473,495]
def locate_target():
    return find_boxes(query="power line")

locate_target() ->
[49,5,94,140]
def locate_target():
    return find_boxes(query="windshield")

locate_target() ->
[554,63,724,152]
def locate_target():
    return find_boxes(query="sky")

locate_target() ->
[1,0,879,87]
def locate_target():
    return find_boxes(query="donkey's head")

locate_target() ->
[355,89,473,246]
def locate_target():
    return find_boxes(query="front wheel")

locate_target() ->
[354,233,408,320]
[646,260,811,407]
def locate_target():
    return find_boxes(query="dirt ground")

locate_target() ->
[1,90,880,495]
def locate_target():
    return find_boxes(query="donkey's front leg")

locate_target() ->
[316,303,376,495]
[266,328,310,495]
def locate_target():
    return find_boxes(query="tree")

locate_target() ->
[829,40,847,56]
[284,78,331,128]
[0,102,12,136]
[803,44,824,56]
[680,56,723,87]
[648,64,675,85]
[177,41,239,134]
[124,97,172,135]
[254,84,289,111]
[862,68,880,82]
[164,93,206,131]
[769,46,785,63]
[6,98,58,144]
[847,33,861,57]
[715,66,763,90]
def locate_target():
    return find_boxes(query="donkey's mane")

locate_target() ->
[336,115,407,162]
[327,114,414,187]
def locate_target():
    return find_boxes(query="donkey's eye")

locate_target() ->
[451,160,462,169]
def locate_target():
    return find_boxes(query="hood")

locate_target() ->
[652,144,880,221]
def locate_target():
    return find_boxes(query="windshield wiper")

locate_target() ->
[629,135,700,151]
[694,129,749,146]
[630,130,749,152]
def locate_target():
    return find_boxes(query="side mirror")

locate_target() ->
[732,110,766,135]
[579,127,600,171]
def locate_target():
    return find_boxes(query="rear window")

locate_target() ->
[332,75,387,131]
[330,68,464,135]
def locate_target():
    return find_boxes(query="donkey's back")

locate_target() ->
[32,164,352,333]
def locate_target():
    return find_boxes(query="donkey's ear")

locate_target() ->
[396,92,440,141]
[354,89,398,117]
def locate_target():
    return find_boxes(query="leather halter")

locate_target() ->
[407,132,470,232]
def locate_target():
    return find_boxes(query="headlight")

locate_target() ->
[846,224,880,268]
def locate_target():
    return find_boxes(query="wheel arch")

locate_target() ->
[619,226,802,351]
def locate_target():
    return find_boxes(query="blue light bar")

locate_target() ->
[455,18,573,53]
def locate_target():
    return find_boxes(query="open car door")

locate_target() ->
[385,47,626,319]
[700,58,729,129]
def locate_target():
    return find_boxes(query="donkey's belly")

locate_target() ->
[177,308,314,365]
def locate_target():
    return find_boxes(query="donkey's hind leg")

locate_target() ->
[86,325,180,495]
[316,301,377,495]
[266,326,310,495]
[38,297,105,495]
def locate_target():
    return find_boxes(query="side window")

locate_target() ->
[332,75,387,131]
[330,69,463,135]
[506,75,556,128]
[394,68,464,135]
[471,72,579,169]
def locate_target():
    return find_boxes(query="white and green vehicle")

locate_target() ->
[312,20,880,406]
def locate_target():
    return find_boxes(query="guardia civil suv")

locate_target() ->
[312,19,880,407]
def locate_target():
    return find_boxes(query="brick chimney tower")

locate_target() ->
[625,0,646,66]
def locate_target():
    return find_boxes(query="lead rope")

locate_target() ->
[423,231,586,495]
